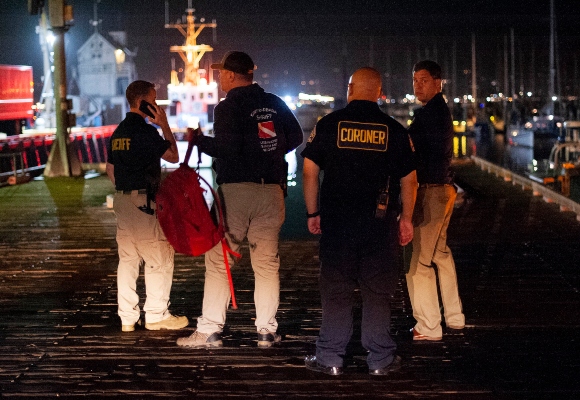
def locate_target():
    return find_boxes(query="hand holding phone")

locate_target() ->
[139,100,156,119]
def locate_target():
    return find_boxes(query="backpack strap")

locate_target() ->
[183,127,201,166]
[221,238,239,310]
[197,170,241,310]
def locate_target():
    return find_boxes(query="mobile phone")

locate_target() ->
[139,100,155,118]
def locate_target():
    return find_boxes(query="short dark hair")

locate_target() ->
[126,80,155,107]
[233,72,253,82]
[413,60,442,80]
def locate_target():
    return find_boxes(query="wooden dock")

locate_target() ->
[0,161,579,398]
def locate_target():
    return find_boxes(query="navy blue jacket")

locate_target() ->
[198,83,303,185]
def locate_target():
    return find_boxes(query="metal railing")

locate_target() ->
[471,156,580,222]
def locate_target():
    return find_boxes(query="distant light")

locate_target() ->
[548,115,554,120]
[454,97,460,103]
[527,92,532,97]
[552,96,558,101]
[46,33,55,47]
[283,96,296,110]
[298,93,334,103]
[486,97,491,102]
[114,49,125,64]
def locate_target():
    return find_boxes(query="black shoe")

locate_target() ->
[257,328,281,348]
[369,355,402,376]
[304,355,343,376]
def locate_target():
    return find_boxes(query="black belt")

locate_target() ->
[116,189,147,195]
[419,183,449,188]
[247,178,279,185]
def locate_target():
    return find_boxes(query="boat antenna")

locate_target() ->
[89,0,101,34]
[165,3,217,85]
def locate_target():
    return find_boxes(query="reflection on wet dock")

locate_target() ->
[0,160,579,398]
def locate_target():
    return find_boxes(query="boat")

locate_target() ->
[528,120,580,199]
[162,3,217,136]
[159,2,217,170]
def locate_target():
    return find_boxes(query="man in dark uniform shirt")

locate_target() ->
[106,80,188,332]
[176,51,303,349]
[406,60,465,341]
[301,67,417,376]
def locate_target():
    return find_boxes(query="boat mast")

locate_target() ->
[549,0,555,115]
[165,0,217,86]
[471,34,477,106]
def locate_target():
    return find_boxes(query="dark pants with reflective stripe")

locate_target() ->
[316,264,397,370]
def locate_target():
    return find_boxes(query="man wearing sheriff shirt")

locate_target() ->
[177,51,303,349]
[106,80,188,333]
[301,67,417,376]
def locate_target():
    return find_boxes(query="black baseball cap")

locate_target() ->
[211,51,256,74]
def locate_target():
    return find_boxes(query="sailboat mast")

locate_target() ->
[549,0,555,115]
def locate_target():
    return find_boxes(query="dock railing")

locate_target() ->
[471,155,580,222]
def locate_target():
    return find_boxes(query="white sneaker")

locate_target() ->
[176,330,223,348]
[145,315,189,330]
[121,319,140,332]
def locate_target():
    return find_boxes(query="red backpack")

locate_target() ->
[156,130,239,308]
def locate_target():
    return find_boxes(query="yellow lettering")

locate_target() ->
[378,131,385,144]
[112,138,131,151]
[340,127,348,142]
[366,130,373,143]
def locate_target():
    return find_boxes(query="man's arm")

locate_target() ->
[106,162,115,186]
[282,106,304,153]
[398,170,417,245]
[149,105,178,163]
[197,101,242,158]
[302,157,321,235]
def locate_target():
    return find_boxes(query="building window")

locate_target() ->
[117,77,129,96]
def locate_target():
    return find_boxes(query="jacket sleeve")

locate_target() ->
[198,100,243,159]
[280,103,303,153]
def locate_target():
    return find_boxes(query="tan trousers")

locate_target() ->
[406,185,465,337]
[196,182,285,334]
[114,192,175,325]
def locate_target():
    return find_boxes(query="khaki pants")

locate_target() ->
[114,192,175,325]
[406,185,465,337]
[197,182,285,334]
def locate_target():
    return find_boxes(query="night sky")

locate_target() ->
[1,0,579,102]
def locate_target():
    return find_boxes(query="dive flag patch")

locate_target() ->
[258,121,277,139]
